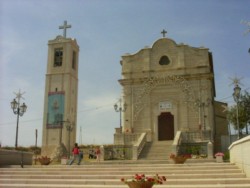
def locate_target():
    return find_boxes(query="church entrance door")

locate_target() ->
[158,112,174,140]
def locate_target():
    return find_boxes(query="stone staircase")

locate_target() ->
[139,141,173,160]
[1,161,250,188]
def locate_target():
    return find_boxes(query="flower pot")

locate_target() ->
[38,159,51,165]
[216,156,223,163]
[172,156,187,164]
[61,158,68,165]
[127,182,154,188]
[38,156,51,165]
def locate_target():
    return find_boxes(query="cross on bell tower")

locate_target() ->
[59,20,72,38]
[161,29,167,37]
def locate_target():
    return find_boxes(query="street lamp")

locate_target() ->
[195,98,210,131]
[66,121,73,158]
[114,98,127,129]
[201,99,210,131]
[233,84,241,139]
[10,90,27,148]
[56,119,73,157]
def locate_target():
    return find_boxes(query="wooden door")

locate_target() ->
[158,112,174,140]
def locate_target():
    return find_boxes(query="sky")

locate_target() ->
[0,0,250,147]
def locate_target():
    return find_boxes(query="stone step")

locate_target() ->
[0,165,241,172]
[1,178,250,185]
[0,163,241,173]
[0,169,242,175]
[139,141,173,160]
[1,162,250,188]
[0,173,246,179]
[2,184,250,188]
[0,163,240,172]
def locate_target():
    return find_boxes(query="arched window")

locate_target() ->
[159,56,170,65]
[54,48,63,67]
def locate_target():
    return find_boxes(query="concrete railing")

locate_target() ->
[229,135,250,178]
[0,149,33,166]
[132,132,147,160]
[172,131,182,154]
[173,131,213,158]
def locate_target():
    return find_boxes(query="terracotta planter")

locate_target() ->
[127,182,154,188]
[38,156,51,165]
[38,159,51,165]
[216,156,223,163]
[171,156,187,164]
[61,158,68,165]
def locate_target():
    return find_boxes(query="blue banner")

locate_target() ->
[47,92,65,128]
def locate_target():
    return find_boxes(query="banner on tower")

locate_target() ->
[46,91,65,128]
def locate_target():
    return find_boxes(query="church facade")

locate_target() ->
[114,34,228,156]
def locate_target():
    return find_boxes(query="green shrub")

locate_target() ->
[223,151,230,161]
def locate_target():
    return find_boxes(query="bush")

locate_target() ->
[223,151,230,161]
[1,146,41,154]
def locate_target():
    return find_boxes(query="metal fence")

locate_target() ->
[103,145,133,160]
[177,142,208,155]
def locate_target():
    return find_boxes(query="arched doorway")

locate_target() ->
[158,112,174,140]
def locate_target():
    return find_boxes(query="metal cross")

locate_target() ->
[59,20,71,38]
[161,29,167,37]
[14,89,25,103]
[229,76,244,87]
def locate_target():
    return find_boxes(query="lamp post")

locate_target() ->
[10,90,27,149]
[56,119,69,144]
[233,84,241,140]
[195,97,210,141]
[56,119,73,157]
[201,99,210,131]
[114,98,127,129]
[195,98,210,131]
[66,121,73,158]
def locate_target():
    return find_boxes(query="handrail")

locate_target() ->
[132,132,147,160]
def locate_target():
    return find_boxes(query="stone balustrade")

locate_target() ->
[0,149,33,166]
[229,135,250,177]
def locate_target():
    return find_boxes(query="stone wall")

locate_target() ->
[0,149,33,166]
[229,135,250,177]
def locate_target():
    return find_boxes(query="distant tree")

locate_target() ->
[241,91,250,121]
[227,91,250,135]
[241,91,250,134]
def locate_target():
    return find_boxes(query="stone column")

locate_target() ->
[207,141,213,159]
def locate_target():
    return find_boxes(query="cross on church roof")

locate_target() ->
[59,20,71,38]
[161,29,167,37]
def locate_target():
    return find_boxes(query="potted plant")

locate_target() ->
[170,153,190,164]
[215,152,224,163]
[38,156,51,165]
[121,173,166,188]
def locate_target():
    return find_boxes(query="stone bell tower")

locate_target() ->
[41,21,79,157]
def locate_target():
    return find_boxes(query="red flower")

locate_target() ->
[121,174,167,185]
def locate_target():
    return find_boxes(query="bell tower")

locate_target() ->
[41,21,79,156]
